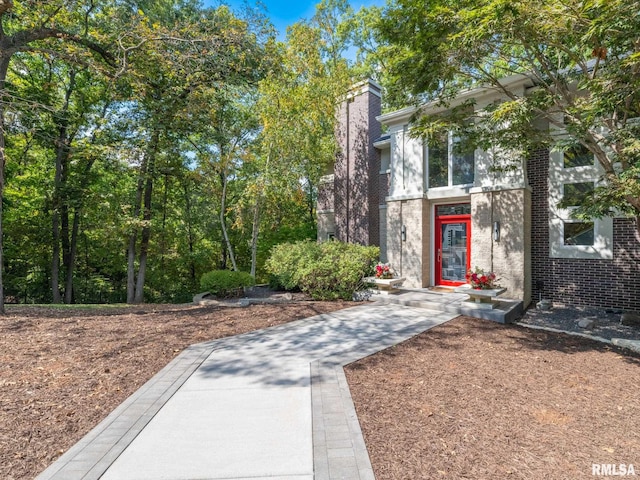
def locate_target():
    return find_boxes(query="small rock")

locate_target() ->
[536,300,552,310]
[611,338,640,353]
[577,318,596,329]
[353,290,373,302]
[193,291,213,304]
[621,312,640,328]
[198,299,218,306]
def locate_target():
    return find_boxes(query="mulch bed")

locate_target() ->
[0,301,352,480]
[345,316,640,480]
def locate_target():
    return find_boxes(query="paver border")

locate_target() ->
[36,306,456,480]
[35,344,215,480]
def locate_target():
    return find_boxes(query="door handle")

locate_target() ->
[437,249,441,263]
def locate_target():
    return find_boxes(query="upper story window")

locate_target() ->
[427,132,474,189]
[548,141,612,259]
[564,144,594,168]
[562,181,595,207]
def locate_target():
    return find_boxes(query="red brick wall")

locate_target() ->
[528,149,640,310]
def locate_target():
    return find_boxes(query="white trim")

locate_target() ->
[469,185,533,194]
[319,174,334,184]
[425,187,472,200]
[385,193,425,202]
[347,79,382,100]
[377,74,534,125]
[373,137,391,148]
[549,217,613,259]
[548,145,613,259]
[425,131,476,192]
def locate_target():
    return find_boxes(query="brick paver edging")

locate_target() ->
[36,309,453,480]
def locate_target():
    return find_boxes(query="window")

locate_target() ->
[428,133,448,188]
[548,137,612,259]
[452,140,475,185]
[436,204,471,216]
[563,222,594,246]
[562,182,594,207]
[559,182,595,246]
[427,133,475,188]
[564,144,593,168]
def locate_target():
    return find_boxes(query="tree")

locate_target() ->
[118,4,269,302]
[243,16,352,278]
[0,0,117,312]
[377,0,640,234]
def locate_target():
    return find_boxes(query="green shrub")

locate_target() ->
[266,240,317,291]
[266,240,379,300]
[200,270,255,298]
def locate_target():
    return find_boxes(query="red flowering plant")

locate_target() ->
[374,262,393,279]
[465,266,498,290]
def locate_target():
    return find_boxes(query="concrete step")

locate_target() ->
[369,288,524,324]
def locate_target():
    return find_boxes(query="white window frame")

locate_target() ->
[426,132,475,190]
[548,140,613,259]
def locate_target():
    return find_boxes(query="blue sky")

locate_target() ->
[203,0,386,39]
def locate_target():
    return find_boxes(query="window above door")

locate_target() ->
[427,132,475,189]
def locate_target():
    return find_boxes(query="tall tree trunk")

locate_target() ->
[64,210,80,304]
[51,212,62,303]
[0,58,5,313]
[250,194,261,279]
[159,173,169,269]
[183,180,196,285]
[127,156,147,303]
[60,201,71,296]
[126,231,138,303]
[51,70,75,303]
[219,169,237,271]
[131,129,159,304]
[133,161,154,303]
[0,49,14,312]
[64,150,97,304]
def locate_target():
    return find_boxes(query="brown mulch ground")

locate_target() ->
[346,316,640,480]
[0,301,352,480]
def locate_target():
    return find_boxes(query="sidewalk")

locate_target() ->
[36,303,458,480]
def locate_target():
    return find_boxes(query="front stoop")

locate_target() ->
[369,288,523,324]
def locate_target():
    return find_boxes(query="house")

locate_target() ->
[317,79,639,312]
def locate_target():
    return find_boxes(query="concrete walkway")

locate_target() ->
[36,303,457,480]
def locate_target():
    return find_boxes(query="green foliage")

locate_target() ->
[376,0,640,228]
[200,270,255,298]
[266,240,379,300]
[0,0,367,306]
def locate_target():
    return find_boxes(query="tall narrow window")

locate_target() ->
[428,133,448,188]
[452,137,475,185]
[427,132,475,188]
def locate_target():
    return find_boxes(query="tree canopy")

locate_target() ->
[377,0,640,232]
[0,0,358,308]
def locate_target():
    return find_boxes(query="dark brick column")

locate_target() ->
[333,80,382,246]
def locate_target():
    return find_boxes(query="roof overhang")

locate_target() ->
[376,73,535,126]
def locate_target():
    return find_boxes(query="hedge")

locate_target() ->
[266,240,379,300]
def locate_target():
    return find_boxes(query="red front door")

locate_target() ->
[435,205,471,286]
